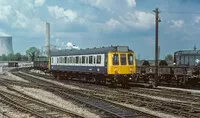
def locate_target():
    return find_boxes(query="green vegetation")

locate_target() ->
[0,53,28,61]
[0,46,40,61]
[165,54,173,61]
[26,47,40,61]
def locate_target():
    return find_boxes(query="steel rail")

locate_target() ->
[14,71,159,118]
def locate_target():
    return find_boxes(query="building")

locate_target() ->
[0,36,13,56]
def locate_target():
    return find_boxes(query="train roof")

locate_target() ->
[174,50,200,55]
[50,46,133,56]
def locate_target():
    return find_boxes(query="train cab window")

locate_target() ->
[89,56,93,64]
[112,54,119,65]
[82,56,85,64]
[128,54,134,65]
[97,55,101,64]
[120,54,126,65]
[65,57,67,63]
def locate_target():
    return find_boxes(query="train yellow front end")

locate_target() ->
[107,49,136,87]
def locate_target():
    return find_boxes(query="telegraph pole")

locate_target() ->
[153,8,161,86]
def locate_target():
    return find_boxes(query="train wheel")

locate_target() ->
[122,79,129,89]
[107,78,116,88]
[148,76,156,88]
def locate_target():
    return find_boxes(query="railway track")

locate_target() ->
[26,71,200,118]
[12,71,159,118]
[0,81,86,118]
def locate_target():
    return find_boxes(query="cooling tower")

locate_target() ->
[0,36,13,56]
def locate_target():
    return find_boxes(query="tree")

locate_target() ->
[7,53,15,61]
[21,55,29,61]
[165,54,173,61]
[1,54,7,61]
[26,47,40,61]
[15,53,22,61]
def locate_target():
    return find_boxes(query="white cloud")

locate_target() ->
[0,5,12,22]
[79,0,136,11]
[127,0,136,7]
[194,16,200,24]
[0,29,10,36]
[48,6,78,22]
[120,11,154,29]
[170,20,184,28]
[106,19,121,29]
[12,11,29,28]
[34,0,45,6]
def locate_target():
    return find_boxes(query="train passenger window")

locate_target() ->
[112,54,119,65]
[120,54,126,65]
[70,57,73,63]
[51,58,53,63]
[78,57,81,64]
[128,54,134,65]
[65,57,67,63]
[73,57,76,64]
[67,57,70,63]
[57,58,59,63]
[94,56,96,64]
[86,57,89,64]
[62,57,65,63]
[61,57,63,63]
[89,56,93,64]
[76,56,79,64]
[97,55,101,64]
[82,56,85,64]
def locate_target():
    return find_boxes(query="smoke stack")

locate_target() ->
[46,23,50,57]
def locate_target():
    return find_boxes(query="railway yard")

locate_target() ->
[0,68,199,118]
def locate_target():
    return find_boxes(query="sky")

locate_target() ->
[0,0,200,59]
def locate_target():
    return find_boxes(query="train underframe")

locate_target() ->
[50,70,133,88]
[136,66,200,88]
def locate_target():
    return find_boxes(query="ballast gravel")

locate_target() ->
[13,85,100,118]
[0,85,35,118]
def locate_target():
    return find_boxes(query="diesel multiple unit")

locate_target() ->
[46,46,136,87]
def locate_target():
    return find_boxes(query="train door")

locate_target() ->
[119,53,129,74]
[110,53,120,74]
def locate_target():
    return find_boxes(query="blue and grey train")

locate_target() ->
[48,46,136,87]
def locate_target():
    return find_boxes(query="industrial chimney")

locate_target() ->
[0,36,13,56]
[46,23,50,57]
